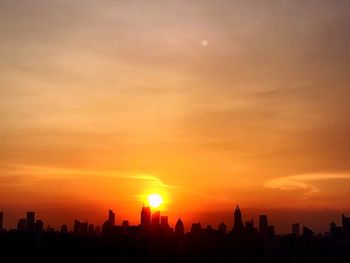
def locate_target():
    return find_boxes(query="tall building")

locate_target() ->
[303,226,314,238]
[175,218,184,236]
[259,215,269,237]
[122,220,129,228]
[35,220,44,233]
[191,222,202,234]
[17,218,26,231]
[151,211,160,226]
[246,219,254,234]
[233,205,243,231]
[342,214,350,237]
[292,223,300,236]
[26,211,35,231]
[0,212,3,231]
[108,210,115,226]
[161,216,169,228]
[141,206,151,226]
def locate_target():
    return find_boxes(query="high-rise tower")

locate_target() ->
[233,205,243,231]
[259,215,269,237]
[141,206,151,226]
[175,218,184,235]
[151,211,160,226]
[108,210,115,226]
[26,211,35,231]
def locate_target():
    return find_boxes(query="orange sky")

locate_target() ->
[1,0,350,232]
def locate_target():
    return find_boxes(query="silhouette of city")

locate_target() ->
[1,206,350,262]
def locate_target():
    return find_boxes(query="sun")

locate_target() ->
[148,193,163,208]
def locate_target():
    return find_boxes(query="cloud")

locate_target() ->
[265,173,350,194]
[0,163,174,189]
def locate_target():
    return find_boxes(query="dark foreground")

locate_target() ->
[1,229,350,263]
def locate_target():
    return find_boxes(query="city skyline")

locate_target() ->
[1,205,350,236]
[1,0,350,240]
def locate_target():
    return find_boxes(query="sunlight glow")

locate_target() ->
[148,193,163,208]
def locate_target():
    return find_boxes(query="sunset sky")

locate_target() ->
[1,0,350,233]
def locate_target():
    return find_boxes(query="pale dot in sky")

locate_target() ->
[201,39,208,47]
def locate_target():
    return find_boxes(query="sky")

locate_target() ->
[1,0,350,233]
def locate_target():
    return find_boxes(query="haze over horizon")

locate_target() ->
[1,0,350,233]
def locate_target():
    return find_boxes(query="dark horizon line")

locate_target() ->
[1,205,350,237]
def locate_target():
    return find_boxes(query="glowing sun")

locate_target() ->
[148,193,163,208]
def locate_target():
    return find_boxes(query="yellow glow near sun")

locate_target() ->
[148,193,163,208]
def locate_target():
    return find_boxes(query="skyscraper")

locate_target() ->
[108,209,115,226]
[141,206,151,226]
[233,205,243,231]
[35,220,44,233]
[259,215,269,237]
[0,212,3,231]
[191,222,202,234]
[26,211,35,231]
[152,211,160,226]
[246,219,254,234]
[161,216,169,228]
[303,226,314,237]
[122,220,129,228]
[17,218,26,231]
[342,214,350,237]
[175,218,184,236]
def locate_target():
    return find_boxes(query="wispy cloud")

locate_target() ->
[265,173,350,194]
[0,164,174,189]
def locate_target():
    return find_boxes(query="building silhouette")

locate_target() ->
[141,206,151,226]
[2,205,350,262]
[122,220,129,228]
[26,211,35,231]
[342,214,350,237]
[245,219,255,235]
[161,216,169,228]
[108,209,115,226]
[17,218,26,231]
[191,222,202,234]
[303,226,314,238]
[175,218,184,236]
[233,205,243,232]
[151,211,160,226]
[259,215,269,237]
[330,222,342,239]
[35,219,44,233]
